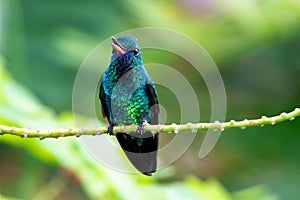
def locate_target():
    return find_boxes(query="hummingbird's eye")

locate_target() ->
[133,48,140,56]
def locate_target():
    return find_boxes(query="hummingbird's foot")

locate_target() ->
[107,121,116,136]
[136,121,146,135]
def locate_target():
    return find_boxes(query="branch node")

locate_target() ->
[158,124,163,131]
[186,122,192,129]
[211,121,222,131]
[174,129,179,134]
[171,123,179,134]
[60,129,65,137]
[23,127,28,132]
[200,124,206,129]
[280,112,287,118]
[261,116,268,121]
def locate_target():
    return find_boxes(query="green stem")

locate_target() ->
[0,108,299,139]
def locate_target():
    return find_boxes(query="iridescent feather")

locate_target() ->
[99,35,159,175]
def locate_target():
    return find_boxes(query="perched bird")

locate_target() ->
[99,35,159,176]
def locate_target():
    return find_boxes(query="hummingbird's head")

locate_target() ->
[110,34,141,62]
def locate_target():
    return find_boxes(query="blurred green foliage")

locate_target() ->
[0,61,278,200]
[1,0,300,199]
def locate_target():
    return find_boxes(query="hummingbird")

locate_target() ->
[99,34,159,176]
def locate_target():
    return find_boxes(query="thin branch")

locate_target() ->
[0,108,299,140]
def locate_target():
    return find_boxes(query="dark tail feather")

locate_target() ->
[116,132,159,176]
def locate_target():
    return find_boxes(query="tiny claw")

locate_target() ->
[107,122,116,136]
[136,123,144,135]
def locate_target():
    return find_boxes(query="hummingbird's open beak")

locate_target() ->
[112,36,126,55]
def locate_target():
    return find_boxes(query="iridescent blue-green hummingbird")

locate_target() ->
[99,35,159,176]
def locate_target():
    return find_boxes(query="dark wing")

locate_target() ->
[145,78,159,125]
[99,81,109,119]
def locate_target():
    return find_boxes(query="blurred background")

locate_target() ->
[1,0,300,199]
